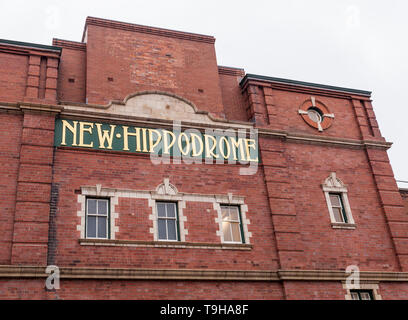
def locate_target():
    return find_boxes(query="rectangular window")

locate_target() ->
[350,290,374,300]
[221,205,244,243]
[157,202,179,241]
[86,198,109,239]
[329,193,348,223]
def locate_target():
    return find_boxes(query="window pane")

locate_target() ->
[307,109,322,123]
[222,222,232,242]
[330,194,341,207]
[157,203,166,217]
[360,292,371,300]
[166,203,176,218]
[158,219,167,240]
[167,220,177,240]
[351,292,359,300]
[97,217,107,238]
[231,222,242,242]
[98,200,108,216]
[332,207,344,223]
[229,207,239,221]
[88,199,97,214]
[87,216,96,238]
[221,207,230,220]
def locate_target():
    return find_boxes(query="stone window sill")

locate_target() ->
[79,239,252,251]
[331,222,356,230]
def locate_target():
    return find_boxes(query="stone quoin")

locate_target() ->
[0,16,407,300]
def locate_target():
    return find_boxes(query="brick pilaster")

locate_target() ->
[11,110,56,265]
[366,147,408,270]
[351,98,384,140]
[260,136,305,270]
[24,54,60,104]
[262,87,279,129]
[246,85,267,125]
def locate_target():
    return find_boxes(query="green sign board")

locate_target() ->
[54,119,258,162]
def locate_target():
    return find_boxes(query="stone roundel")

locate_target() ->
[298,96,334,132]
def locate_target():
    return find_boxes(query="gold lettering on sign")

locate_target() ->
[178,132,190,156]
[95,123,116,149]
[162,130,176,155]
[57,119,258,162]
[123,126,141,152]
[219,136,230,160]
[141,128,148,152]
[78,122,94,148]
[244,138,258,162]
[190,133,203,157]
[148,129,162,153]
[61,120,78,146]
[204,134,219,159]
[230,137,245,162]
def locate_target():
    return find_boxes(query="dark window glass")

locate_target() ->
[86,198,109,239]
[350,290,374,300]
[157,202,178,241]
[329,193,347,223]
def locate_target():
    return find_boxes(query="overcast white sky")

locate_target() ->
[1,0,407,186]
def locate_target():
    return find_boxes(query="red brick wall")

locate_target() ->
[379,282,408,300]
[283,281,346,300]
[0,53,28,102]
[0,279,284,300]
[401,190,408,215]
[252,88,364,140]
[85,22,225,117]
[0,112,23,264]
[53,40,86,103]
[0,17,407,300]
[286,143,399,271]
[52,148,280,270]
[218,67,247,122]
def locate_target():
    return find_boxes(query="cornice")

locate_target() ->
[240,74,371,100]
[258,129,392,150]
[0,266,407,282]
[52,39,86,52]
[79,239,252,251]
[277,270,408,282]
[0,100,392,150]
[19,102,64,114]
[83,16,215,44]
[218,66,245,77]
[0,40,61,58]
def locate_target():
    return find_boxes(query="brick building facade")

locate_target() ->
[0,16,407,300]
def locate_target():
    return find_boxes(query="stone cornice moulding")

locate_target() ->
[259,129,392,150]
[83,16,216,44]
[0,42,61,58]
[52,39,86,52]
[60,91,254,130]
[0,99,392,150]
[1,266,408,282]
[79,239,253,251]
[240,76,372,100]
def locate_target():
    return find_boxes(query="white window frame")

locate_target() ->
[77,184,119,240]
[343,283,382,300]
[156,201,179,242]
[85,198,110,239]
[322,172,355,229]
[328,193,348,223]
[220,205,244,244]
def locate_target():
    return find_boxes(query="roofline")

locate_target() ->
[0,39,62,52]
[240,73,372,97]
[82,16,215,44]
